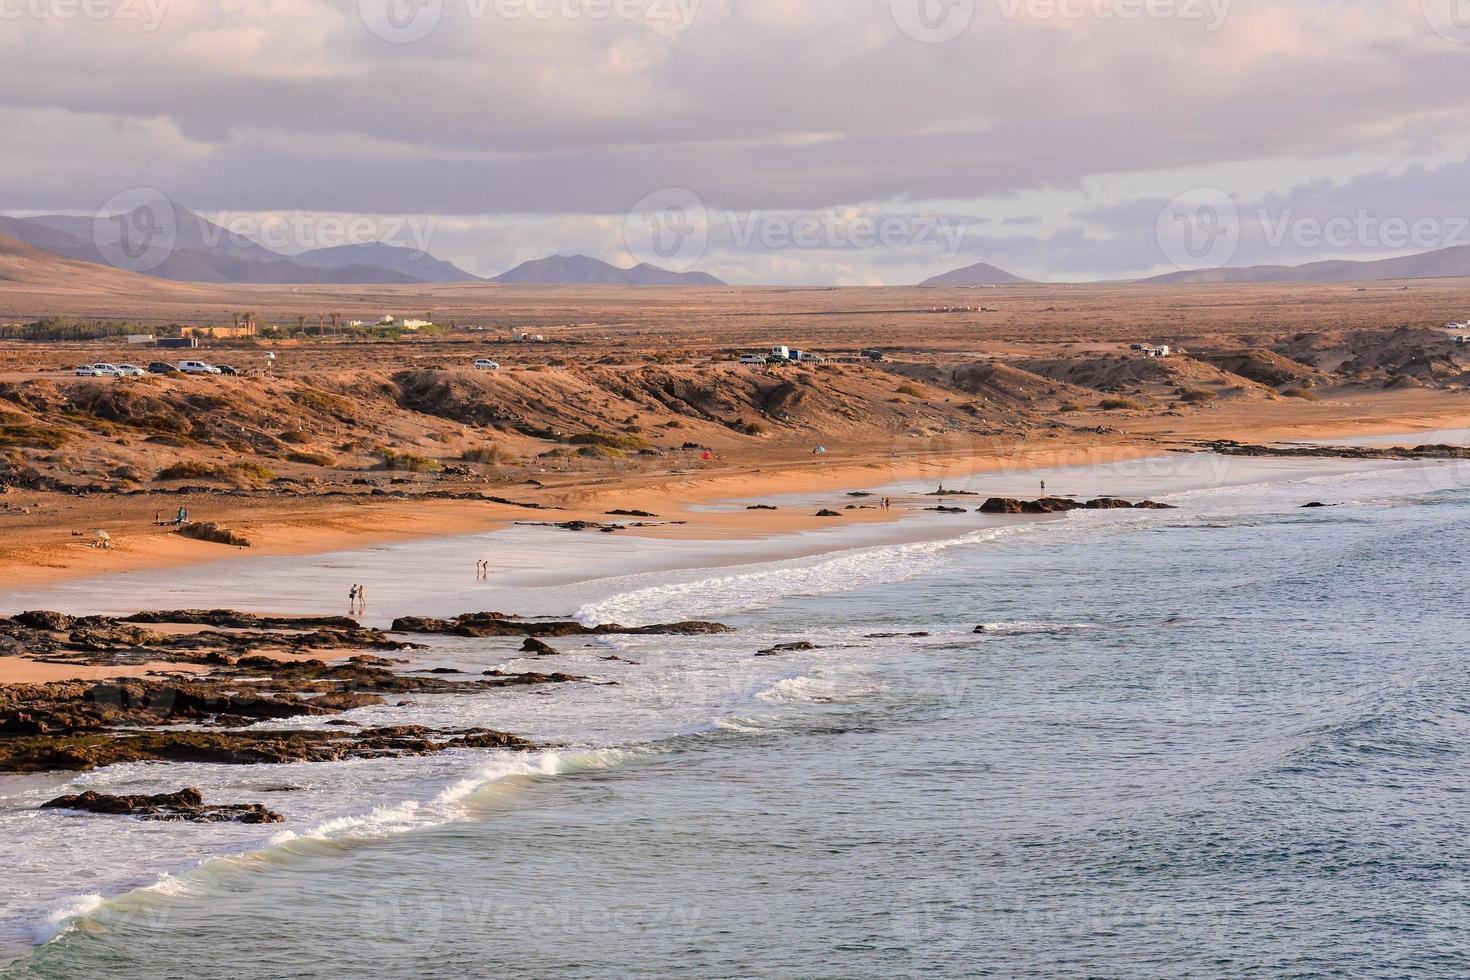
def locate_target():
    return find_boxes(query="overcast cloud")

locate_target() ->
[3,0,1470,282]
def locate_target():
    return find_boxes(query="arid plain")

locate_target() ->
[3,261,1470,592]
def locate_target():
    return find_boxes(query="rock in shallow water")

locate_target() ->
[41,788,285,824]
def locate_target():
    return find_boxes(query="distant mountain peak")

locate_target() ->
[491,253,725,286]
[919,262,1033,287]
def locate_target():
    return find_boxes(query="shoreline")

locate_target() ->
[3,438,1463,684]
[5,407,1470,598]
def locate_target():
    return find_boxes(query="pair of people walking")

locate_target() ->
[348,584,367,616]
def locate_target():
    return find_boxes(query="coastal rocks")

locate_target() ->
[41,788,284,825]
[2,726,536,774]
[815,509,843,518]
[521,520,621,532]
[12,610,74,632]
[392,615,733,639]
[178,522,253,547]
[0,662,578,749]
[978,497,1177,514]
[1196,439,1470,461]
[0,612,420,671]
[756,641,820,657]
[607,509,658,518]
[747,505,778,511]
[521,638,561,656]
[120,610,361,631]
[927,506,968,514]
[516,519,690,533]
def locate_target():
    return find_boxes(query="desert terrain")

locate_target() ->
[3,265,1470,594]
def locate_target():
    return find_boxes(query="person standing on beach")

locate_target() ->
[357,586,367,615]
[1041,480,1047,496]
[349,584,359,614]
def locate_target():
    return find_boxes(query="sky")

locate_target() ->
[4,0,1470,284]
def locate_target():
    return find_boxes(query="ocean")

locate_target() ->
[3,452,1469,978]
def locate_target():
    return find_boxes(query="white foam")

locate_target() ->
[32,894,104,946]
[576,526,1026,625]
[974,621,1100,635]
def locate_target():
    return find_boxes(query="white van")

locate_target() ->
[178,360,221,375]
[739,354,768,365]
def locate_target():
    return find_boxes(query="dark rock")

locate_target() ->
[756,641,820,657]
[394,615,733,638]
[4,725,536,774]
[979,496,1176,514]
[747,505,778,511]
[1199,439,1470,461]
[521,638,561,656]
[12,611,76,632]
[178,522,253,548]
[308,691,388,712]
[607,510,658,518]
[121,610,361,631]
[815,509,843,518]
[927,506,968,514]
[41,788,284,824]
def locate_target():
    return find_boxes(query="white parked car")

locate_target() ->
[115,364,145,377]
[739,354,769,365]
[74,364,98,377]
[90,363,123,376]
[473,359,501,371]
[178,360,222,375]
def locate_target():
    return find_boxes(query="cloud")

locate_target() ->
[4,0,1470,281]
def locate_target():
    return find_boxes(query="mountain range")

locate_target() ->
[923,243,1470,287]
[1138,243,1470,284]
[0,207,724,287]
[11,202,1470,289]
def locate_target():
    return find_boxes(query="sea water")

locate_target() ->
[3,453,1470,978]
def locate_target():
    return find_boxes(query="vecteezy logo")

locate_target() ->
[890,0,976,43]
[1155,187,1240,271]
[623,187,710,273]
[93,187,178,274]
[359,0,442,43]
[1423,0,1470,43]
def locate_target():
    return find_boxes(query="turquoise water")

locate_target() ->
[4,458,1470,977]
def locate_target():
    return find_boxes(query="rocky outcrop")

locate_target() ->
[1197,440,1470,460]
[6,726,534,774]
[521,638,561,656]
[120,610,361,630]
[178,522,253,547]
[392,614,733,638]
[756,641,820,657]
[978,496,1177,514]
[0,612,420,670]
[42,788,284,824]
